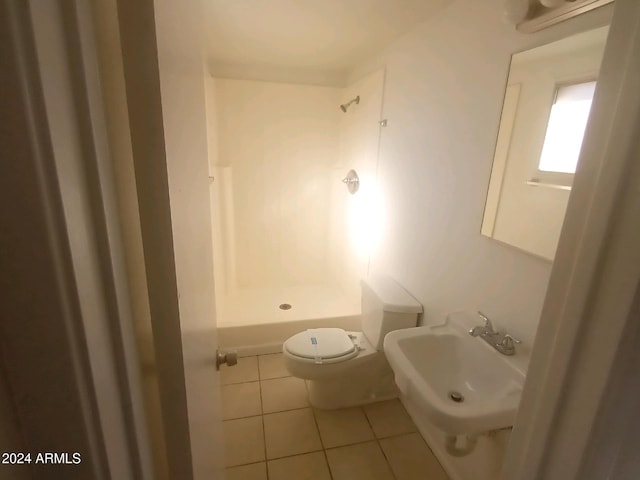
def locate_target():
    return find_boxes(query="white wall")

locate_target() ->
[210,79,342,289]
[328,70,386,296]
[348,0,613,358]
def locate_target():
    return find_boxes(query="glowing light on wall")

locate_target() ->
[347,178,384,260]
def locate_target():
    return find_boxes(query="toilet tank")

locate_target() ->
[361,275,423,351]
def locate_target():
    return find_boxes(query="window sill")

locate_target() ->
[526,179,572,191]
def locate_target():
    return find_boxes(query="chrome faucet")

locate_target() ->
[469,311,521,356]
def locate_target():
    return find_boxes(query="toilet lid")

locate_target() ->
[285,328,356,360]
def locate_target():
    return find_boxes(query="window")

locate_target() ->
[532,80,596,187]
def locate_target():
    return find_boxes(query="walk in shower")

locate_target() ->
[206,71,385,351]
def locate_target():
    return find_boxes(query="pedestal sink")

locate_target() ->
[383,311,525,435]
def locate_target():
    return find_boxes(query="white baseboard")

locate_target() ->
[233,342,283,357]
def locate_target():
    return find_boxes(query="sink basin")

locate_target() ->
[383,311,525,435]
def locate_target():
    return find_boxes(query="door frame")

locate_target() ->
[1,0,152,478]
[4,0,224,478]
[115,0,226,478]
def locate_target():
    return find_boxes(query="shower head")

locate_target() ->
[340,95,360,113]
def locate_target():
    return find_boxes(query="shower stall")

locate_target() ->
[206,71,385,352]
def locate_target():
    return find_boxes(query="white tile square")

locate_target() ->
[380,432,449,480]
[223,416,265,467]
[364,399,417,438]
[221,381,262,420]
[226,462,267,480]
[220,356,259,385]
[267,451,331,480]
[258,353,289,379]
[263,408,322,459]
[314,407,374,448]
[261,377,309,413]
[326,441,395,480]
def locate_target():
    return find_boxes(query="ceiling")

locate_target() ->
[205,0,451,79]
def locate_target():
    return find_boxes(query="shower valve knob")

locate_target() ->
[342,169,360,194]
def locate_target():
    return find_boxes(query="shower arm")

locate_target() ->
[340,95,360,112]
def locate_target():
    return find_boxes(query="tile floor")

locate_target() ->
[220,353,450,480]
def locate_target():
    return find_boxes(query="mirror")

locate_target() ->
[482,26,609,261]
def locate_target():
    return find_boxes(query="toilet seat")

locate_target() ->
[284,328,360,364]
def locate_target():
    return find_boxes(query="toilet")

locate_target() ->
[282,275,423,409]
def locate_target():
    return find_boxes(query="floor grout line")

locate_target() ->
[257,365,269,480]
[376,436,398,480]
[221,374,291,387]
[260,374,291,381]
[221,379,260,387]
[263,405,313,417]
[222,413,263,422]
[306,380,335,480]
[323,437,382,452]
[262,447,326,464]
[363,402,399,480]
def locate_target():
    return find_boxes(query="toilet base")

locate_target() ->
[305,354,399,409]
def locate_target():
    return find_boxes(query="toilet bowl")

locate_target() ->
[282,275,423,409]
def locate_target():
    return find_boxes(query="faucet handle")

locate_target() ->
[501,334,522,349]
[477,311,494,331]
